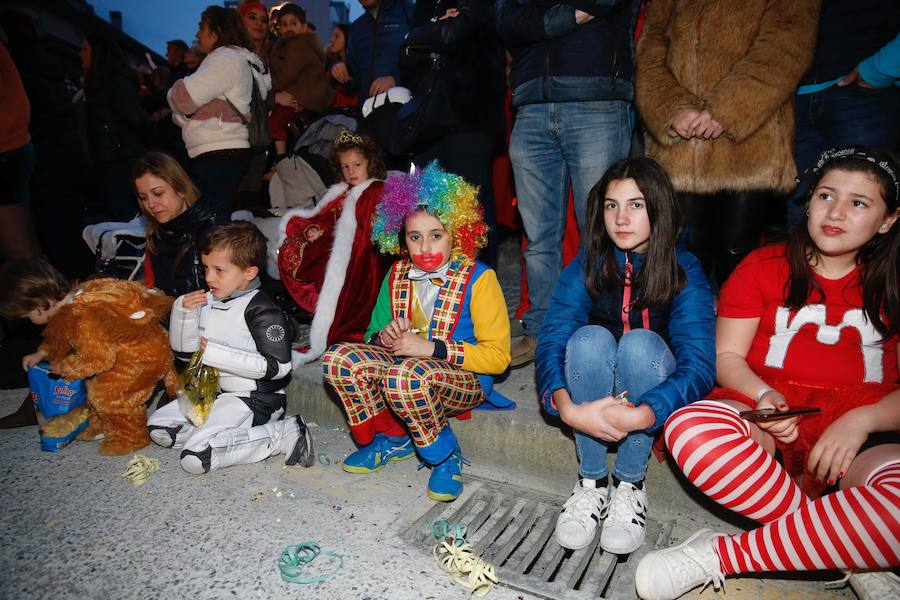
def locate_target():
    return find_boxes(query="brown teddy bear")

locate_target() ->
[40,278,177,455]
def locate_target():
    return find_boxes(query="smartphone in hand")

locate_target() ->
[739,406,821,422]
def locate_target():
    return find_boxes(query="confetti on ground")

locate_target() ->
[121,454,160,486]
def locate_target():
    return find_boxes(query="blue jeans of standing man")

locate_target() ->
[565,326,675,483]
[509,100,632,335]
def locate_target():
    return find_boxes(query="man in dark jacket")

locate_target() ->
[496,0,639,366]
[330,0,413,100]
[789,0,900,226]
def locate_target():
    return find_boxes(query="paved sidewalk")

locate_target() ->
[0,389,853,600]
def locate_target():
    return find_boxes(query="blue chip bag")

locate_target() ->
[27,363,89,452]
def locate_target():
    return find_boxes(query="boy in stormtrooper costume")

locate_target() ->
[148,222,314,474]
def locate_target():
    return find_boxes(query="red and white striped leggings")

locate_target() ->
[665,400,900,574]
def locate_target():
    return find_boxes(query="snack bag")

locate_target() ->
[27,363,89,452]
[176,350,219,426]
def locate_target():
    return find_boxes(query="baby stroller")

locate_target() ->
[82,216,148,281]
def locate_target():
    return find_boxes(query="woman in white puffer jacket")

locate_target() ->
[168,5,272,221]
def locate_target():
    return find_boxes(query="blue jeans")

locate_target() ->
[564,326,675,482]
[789,84,900,226]
[509,101,632,334]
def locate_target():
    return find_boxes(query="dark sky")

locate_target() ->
[88,0,362,56]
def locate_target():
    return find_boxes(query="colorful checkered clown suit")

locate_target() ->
[323,258,512,465]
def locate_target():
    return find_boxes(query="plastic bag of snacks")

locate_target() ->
[176,350,219,426]
[27,363,89,452]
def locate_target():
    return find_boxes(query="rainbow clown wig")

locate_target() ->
[371,161,488,262]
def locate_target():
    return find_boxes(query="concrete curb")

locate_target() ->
[285,360,741,528]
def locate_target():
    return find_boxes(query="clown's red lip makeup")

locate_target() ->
[412,253,445,271]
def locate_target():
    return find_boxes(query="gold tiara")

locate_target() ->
[334,129,365,146]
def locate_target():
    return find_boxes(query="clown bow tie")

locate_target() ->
[407,263,451,286]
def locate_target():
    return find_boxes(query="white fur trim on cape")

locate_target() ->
[279,179,379,368]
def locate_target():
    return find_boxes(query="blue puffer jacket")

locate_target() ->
[535,248,716,431]
[345,0,413,98]
[495,0,639,107]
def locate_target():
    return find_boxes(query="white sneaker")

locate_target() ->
[850,571,900,600]
[600,481,648,554]
[555,480,610,550]
[634,529,725,600]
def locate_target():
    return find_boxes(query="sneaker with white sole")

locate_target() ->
[284,415,315,467]
[634,528,725,600]
[600,481,648,554]
[555,480,610,550]
[850,571,900,600]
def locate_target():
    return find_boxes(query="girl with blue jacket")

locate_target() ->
[536,157,715,555]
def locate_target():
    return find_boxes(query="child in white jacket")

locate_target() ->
[147,222,313,474]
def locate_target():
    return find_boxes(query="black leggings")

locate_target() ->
[679,189,776,288]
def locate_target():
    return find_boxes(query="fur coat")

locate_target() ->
[636,0,820,194]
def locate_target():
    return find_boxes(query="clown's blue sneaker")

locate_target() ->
[427,448,468,502]
[341,433,414,474]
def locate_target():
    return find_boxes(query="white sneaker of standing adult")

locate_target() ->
[600,480,648,554]
[555,479,609,550]
[634,529,725,600]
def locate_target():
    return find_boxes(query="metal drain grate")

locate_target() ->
[401,478,674,600]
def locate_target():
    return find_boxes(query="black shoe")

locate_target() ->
[0,394,37,429]
[285,415,315,467]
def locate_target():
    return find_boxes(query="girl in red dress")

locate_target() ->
[277,131,389,366]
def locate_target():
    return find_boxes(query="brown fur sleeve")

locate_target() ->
[635,0,701,146]
[39,313,74,365]
[702,0,821,142]
[52,310,117,380]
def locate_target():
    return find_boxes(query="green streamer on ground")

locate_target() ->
[278,541,343,584]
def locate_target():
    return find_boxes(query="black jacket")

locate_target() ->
[148,202,216,298]
[799,0,899,86]
[401,0,506,136]
[495,0,638,107]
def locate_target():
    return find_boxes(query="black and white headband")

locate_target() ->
[799,146,899,209]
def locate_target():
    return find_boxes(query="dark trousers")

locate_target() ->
[415,130,498,267]
[192,150,252,222]
[790,84,900,226]
[679,189,775,290]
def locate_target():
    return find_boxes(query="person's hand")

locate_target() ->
[438,8,459,20]
[331,62,351,84]
[275,90,300,110]
[559,396,628,442]
[575,9,594,24]
[687,110,725,139]
[199,337,208,352]
[369,75,397,97]
[807,408,870,485]
[605,403,656,432]
[182,290,208,311]
[378,317,412,348]
[670,108,702,138]
[753,390,800,443]
[22,350,48,371]
[837,66,876,89]
[390,332,435,357]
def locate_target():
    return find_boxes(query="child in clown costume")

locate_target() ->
[322,162,512,501]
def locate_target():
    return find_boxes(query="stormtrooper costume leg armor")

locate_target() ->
[148,284,313,473]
